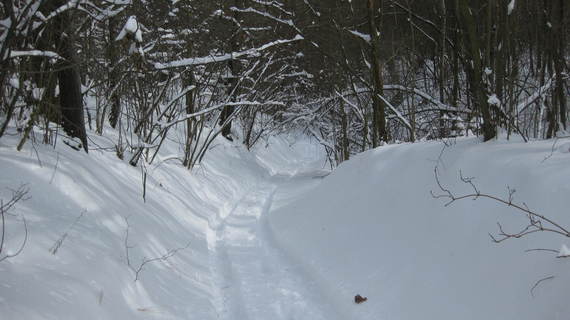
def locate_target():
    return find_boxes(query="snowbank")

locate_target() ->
[269,137,570,320]
[0,128,321,319]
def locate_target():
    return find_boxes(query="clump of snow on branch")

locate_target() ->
[116,16,142,43]
[508,0,516,15]
[558,244,570,258]
[488,94,501,106]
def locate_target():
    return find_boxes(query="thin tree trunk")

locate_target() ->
[457,0,496,141]
[367,0,387,146]
[108,16,121,129]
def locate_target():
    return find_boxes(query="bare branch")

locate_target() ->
[0,185,30,262]
[530,275,555,298]
[432,168,570,243]
[50,210,87,255]
[524,248,559,254]
[124,216,190,281]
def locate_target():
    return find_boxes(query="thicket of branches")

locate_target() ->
[0,0,568,167]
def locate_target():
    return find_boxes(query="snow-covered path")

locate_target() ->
[207,155,337,320]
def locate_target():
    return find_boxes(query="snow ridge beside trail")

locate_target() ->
[268,137,570,320]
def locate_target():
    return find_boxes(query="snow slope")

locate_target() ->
[269,136,570,320]
[0,128,328,320]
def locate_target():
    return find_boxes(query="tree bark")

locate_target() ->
[456,0,496,141]
[41,0,88,151]
[367,0,387,146]
[108,15,121,129]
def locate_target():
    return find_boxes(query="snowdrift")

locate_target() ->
[0,129,322,319]
[269,137,570,320]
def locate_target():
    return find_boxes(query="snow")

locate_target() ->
[0,127,327,319]
[516,76,554,113]
[508,0,516,15]
[116,16,142,43]
[9,50,62,60]
[488,93,501,106]
[558,142,570,153]
[229,6,296,29]
[1,123,570,319]
[348,30,371,43]
[154,35,303,69]
[124,16,138,34]
[268,137,570,320]
[558,244,570,258]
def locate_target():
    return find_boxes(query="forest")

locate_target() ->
[0,1,569,319]
[1,0,567,164]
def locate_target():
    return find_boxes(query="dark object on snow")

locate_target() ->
[354,294,367,304]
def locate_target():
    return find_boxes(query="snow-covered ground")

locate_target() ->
[269,136,570,320]
[0,129,331,319]
[1,128,570,319]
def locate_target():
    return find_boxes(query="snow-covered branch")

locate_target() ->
[154,35,303,69]
[383,84,460,112]
[229,6,297,31]
[516,76,555,113]
[9,50,63,60]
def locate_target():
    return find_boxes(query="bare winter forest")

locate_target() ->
[1,0,567,162]
[0,1,569,319]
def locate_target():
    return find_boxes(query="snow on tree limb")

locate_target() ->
[516,76,555,114]
[229,6,297,31]
[383,84,459,112]
[44,0,83,21]
[302,0,321,17]
[375,93,413,130]
[250,0,293,16]
[154,35,304,70]
[9,50,63,60]
[347,30,371,43]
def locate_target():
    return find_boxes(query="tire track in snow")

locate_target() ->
[209,175,340,320]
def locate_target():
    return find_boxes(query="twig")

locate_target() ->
[530,275,555,298]
[541,136,570,163]
[124,216,190,281]
[0,186,30,262]
[524,248,559,254]
[50,210,87,255]
[49,152,60,184]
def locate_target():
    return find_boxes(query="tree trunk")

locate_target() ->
[57,39,88,152]
[219,0,244,141]
[367,0,387,146]
[554,0,566,131]
[108,15,121,129]
[47,0,88,151]
[457,0,496,141]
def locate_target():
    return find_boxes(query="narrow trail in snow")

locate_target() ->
[208,168,338,320]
